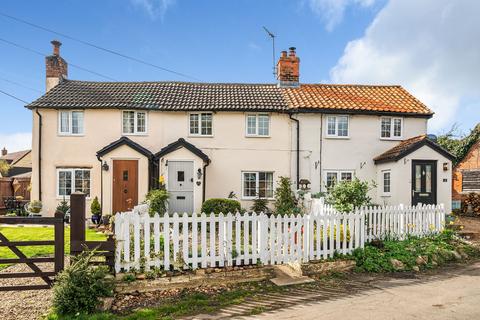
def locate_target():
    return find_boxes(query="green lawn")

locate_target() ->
[0,226,107,270]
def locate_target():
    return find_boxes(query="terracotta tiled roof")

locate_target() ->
[26,80,433,116]
[283,84,433,115]
[374,135,454,163]
[27,80,287,112]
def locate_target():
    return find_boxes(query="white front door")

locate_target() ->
[167,160,194,214]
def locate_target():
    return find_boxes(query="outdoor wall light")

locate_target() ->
[102,161,109,171]
[197,168,203,179]
[443,162,449,171]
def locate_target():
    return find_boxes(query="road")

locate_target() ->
[248,262,480,320]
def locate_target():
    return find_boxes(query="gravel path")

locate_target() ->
[0,263,55,320]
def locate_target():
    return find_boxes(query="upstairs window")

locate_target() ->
[122,111,147,135]
[381,117,402,139]
[59,111,84,135]
[189,113,213,136]
[326,115,349,138]
[57,168,91,197]
[246,113,270,137]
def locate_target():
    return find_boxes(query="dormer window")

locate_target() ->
[122,111,147,135]
[381,117,402,139]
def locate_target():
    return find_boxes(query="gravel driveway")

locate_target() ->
[0,263,55,320]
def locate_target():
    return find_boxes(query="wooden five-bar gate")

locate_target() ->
[0,192,115,291]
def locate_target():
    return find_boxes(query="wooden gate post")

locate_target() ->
[54,211,65,273]
[70,192,86,255]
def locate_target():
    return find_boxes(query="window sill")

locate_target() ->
[325,135,350,139]
[241,197,273,201]
[245,135,271,138]
[58,134,85,137]
[188,135,214,138]
[380,137,403,141]
[381,194,392,197]
[122,133,148,136]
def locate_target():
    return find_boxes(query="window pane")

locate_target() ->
[258,172,273,198]
[137,112,146,133]
[243,173,257,197]
[58,170,72,196]
[381,118,391,138]
[341,172,352,181]
[201,113,212,135]
[415,165,421,192]
[190,114,199,134]
[74,170,90,197]
[337,116,348,136]
[393,119,402,137]
[123,111,134,134]
[425,165,432,193]
[60,111,70,133]
[383,172,391,193]
[326,172,337,189]
[247,115,257,135]
[327,117,336,135]
[258,115,269,136]
[71,111,84,134]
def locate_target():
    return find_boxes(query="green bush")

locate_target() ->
[250,196,270,214]
[326,178,373,213]
[90,196,101,216]
[146,189,169,216]
[28,200,43,214]
[201,198,241,214]
[56,198,70,215]
[52,250,114,315]
[274,176,299,215]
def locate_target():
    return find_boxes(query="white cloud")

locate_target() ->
[0,132,32,152]
[131,0,176,20]
[330,0,480,132]
[308,0,376,31]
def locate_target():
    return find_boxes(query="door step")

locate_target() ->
[270,264,315,286]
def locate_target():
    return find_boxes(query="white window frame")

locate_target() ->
[323,170,354,190]
[241,171,274,200]
[325,115,349,138]
[58,110,84,136]
[56,168,91,199]
[122,110,148,135]
[382,170,391,196]
[188,112,213,137]
[380,117,403,140]
[245,113,271,137]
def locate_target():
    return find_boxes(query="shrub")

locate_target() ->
[201,198,241,214]
[146,189,169,216]
[52,250,114,315]
[28,200,42,214]
[326,178,373,213]
[0,159,10,176]
[90,196,101,216]
[250,196,270,214]
[274,176,299,215]
[56,197,70,215]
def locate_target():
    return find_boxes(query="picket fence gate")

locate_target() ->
[114,201,445,273]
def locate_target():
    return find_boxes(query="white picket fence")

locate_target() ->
[114,201,445,273]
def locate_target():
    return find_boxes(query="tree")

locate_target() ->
[437,123,480,165]
[0,160,10,176]
[274,176,299,215]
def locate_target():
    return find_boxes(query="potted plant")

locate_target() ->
[28,200,42,216]
[90,196,101,224]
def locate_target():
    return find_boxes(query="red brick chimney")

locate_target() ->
[276,47,300,86]
[46,40,68,92]
[1,147,7,157]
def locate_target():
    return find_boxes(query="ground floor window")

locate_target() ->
[324,170,353,189]
[382,170,391,195]
[242,171,274,199]
[57,168,91,197]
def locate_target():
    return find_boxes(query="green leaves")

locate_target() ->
[274,177,299,216]
[326,178,373,213]
[146,189,169,216]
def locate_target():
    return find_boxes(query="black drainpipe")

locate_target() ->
[289,113,300,189]
[202,161,210,203]
[96,155,103,214]
[35,108,42,201]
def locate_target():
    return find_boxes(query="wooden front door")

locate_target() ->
[113,160,138,213]
[412,160,437,206]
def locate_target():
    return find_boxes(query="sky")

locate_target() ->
[1,0,479,152]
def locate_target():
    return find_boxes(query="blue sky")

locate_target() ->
[1,0,479,151]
